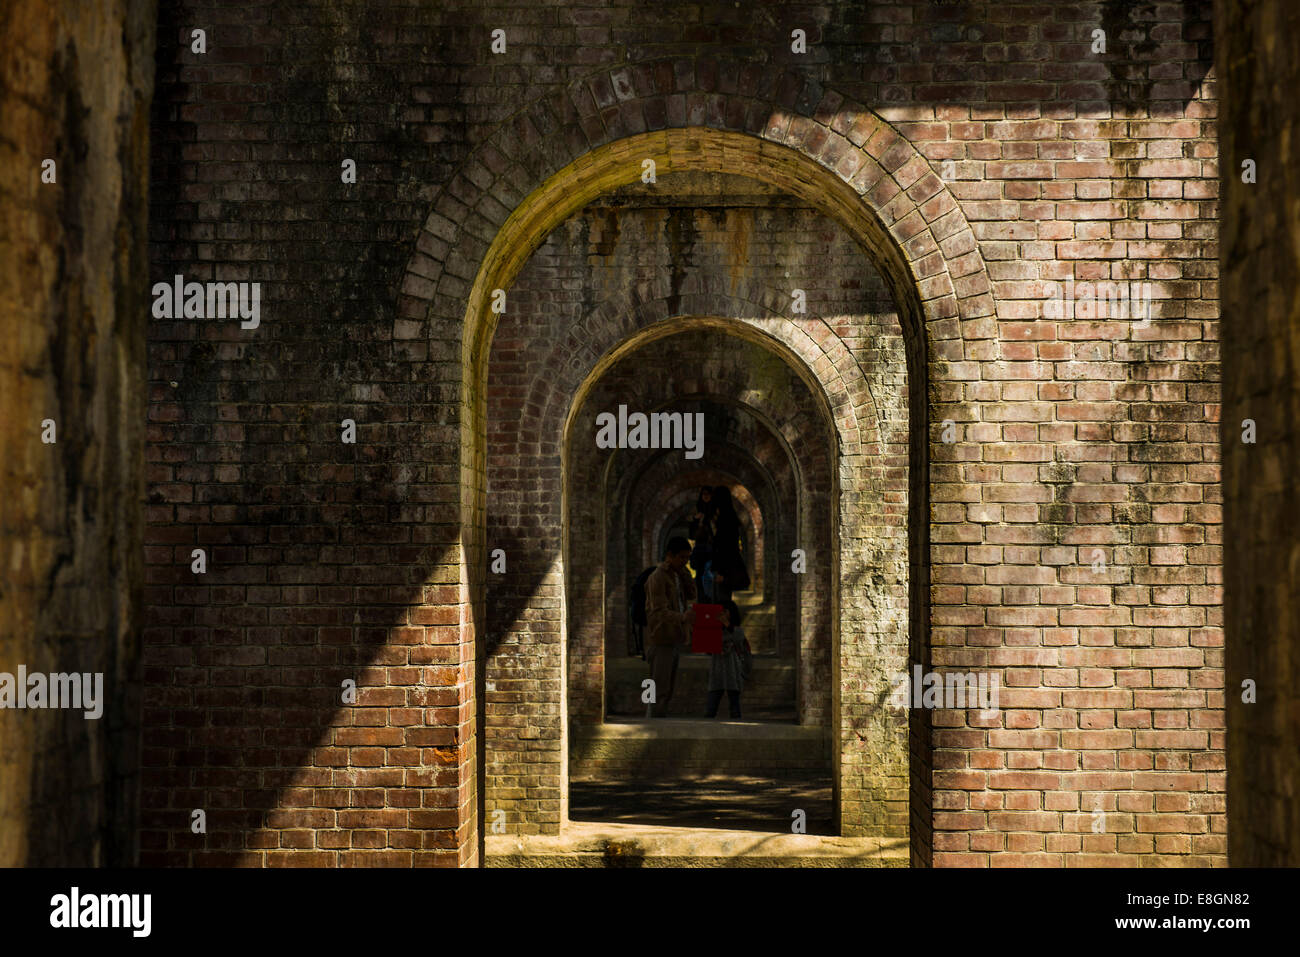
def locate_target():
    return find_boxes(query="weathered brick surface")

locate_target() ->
[138,0,1222,865]
[0,0,156,866]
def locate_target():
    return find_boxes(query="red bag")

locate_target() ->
[691,603,724,653]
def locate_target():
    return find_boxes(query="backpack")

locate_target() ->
[629,566,657,626]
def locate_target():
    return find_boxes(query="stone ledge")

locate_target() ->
[570,717,831,775]
[486,821,909,867]
[577,716,824,740]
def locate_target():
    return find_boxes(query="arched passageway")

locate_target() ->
[399,70,994,863]
[482,160,921,844]
[565,328,834,730]
[560,325,839,832]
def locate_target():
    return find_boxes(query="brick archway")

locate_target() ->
[562,324,846,823]
[398,61,995,863]
[565,335,833,700]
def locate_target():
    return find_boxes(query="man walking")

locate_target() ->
[645,536,697,718]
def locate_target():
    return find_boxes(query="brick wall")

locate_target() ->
[141,0,1221,864]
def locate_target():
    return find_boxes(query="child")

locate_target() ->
[705,599,748,719]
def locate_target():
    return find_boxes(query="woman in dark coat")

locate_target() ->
[709,485,749,603]
[688,486,716,601]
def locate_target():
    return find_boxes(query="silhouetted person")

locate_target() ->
[644,536,697,718]
[705,600,749,719]
[709,486,750,604]
[688,487,717,601]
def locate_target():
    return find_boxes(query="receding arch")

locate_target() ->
[563,314,845,459]
[453,124,982,407]
[608,406,795,669]
[559,313,911,831]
